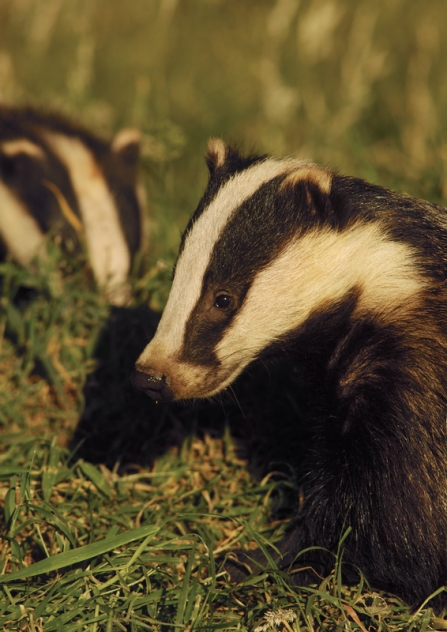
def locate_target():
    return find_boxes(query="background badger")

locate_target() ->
[0,105,145,305]
[132,138,447,609]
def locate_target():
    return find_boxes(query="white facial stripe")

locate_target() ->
[146,157,301,360]
[0,180,45,264]
[1,138,46,160]
[216,222,426,369]
[43,131,131,302]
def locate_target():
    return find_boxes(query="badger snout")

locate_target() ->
[130,369,174,402]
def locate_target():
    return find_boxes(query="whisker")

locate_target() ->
[217,346,261,363]
[228,384,246,418]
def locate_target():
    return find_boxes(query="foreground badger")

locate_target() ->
[132,138,447,609]
[0,105,145,305]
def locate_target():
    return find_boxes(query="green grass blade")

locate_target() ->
[0,523,161,581]
[42,444,62,502]
[77,460,113,497]
[175,539,197,626]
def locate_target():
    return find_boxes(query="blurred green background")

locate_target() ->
[1,0,447,261]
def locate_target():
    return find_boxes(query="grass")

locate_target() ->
[2,0,447,629]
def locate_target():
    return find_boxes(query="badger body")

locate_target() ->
[0,105,145,305]
[132,139,447,609]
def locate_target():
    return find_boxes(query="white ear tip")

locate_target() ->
[0,138,46,160]
[112,128,142,152]
[206,137,227,168]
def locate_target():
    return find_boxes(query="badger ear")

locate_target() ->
[205,138,228,174]
[0,138,46,160]
[112,128,141,168]
[279,164,335,227]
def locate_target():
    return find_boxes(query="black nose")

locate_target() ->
[130,370,174,402]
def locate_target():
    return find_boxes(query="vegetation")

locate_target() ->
[1,0,447,629]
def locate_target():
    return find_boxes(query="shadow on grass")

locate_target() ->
[73,304,313,496]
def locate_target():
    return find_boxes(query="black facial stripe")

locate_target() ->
[107,180,142,254]
[205,175,339,287]
[0,141,81,231]
[2,153,81,233]
[177,150,266,261]
[179,172,339,367]
[181,302,231,366]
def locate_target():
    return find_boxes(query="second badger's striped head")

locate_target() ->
[132,139,424,401]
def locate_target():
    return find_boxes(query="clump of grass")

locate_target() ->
[1,428,442,631]
[0,431,272,630]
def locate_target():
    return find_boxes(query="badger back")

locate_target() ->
[133,138,442,401]
[0,105,145,305]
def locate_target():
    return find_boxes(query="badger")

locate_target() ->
[132,138,447,610]
[0,105,145,305]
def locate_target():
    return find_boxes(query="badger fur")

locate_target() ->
[132,138,447,609]
[0,105,145,305]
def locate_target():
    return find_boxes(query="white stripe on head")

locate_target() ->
[213,222,426,390]
[43,131,131,304]
[0,180,45,264]
[141,156,301,362]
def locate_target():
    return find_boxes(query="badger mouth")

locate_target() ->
[131,349,252,402]
[130,370,174,402]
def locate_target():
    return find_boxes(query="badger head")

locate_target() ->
[132,138,334,401]
[132,139,423,402]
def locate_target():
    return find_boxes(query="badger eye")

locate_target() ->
[214,294,232,309]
